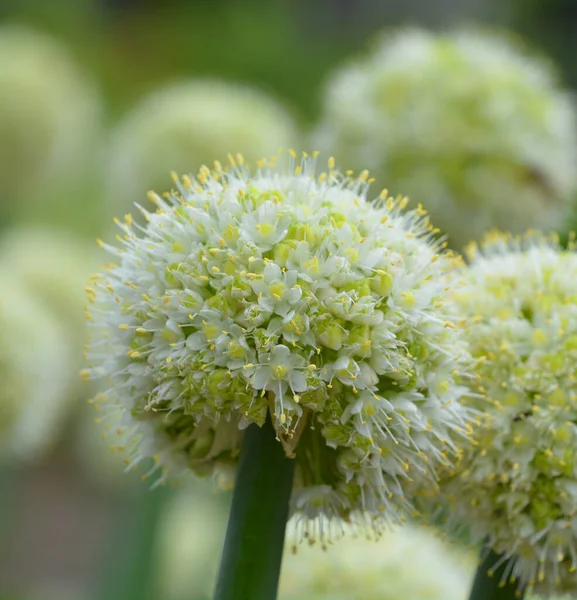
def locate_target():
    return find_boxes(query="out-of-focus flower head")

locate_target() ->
[0,226,97,415]
[315,29,577,249]
[440,231,577,595]
[0,25,100,212]
[280,522,475,600]
[84,153,474,539]
[0,226,96,334]
[0,228,96,466]
[106,79,298,216]
[0,270,72,461]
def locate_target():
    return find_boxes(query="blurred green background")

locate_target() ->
[0,0,575,599]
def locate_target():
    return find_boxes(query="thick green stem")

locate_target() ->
[214,417,295,600]
[469,548,525,600]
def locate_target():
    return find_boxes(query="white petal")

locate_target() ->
[289,371,308,393]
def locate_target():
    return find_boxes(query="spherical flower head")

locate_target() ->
[315,28,577,250]
[85,153,473,534]
[280,522,475,600]
[106,79,298,216]
[0,270,73,462]
[0,227,97,417]
[440,232,577,594]
[0,226,96,333]
[0,25,101,202]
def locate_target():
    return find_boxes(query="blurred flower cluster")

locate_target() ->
[0,24,100,464]
[315,29,577,250]
[280,522,476,600]
[438,232,577,595]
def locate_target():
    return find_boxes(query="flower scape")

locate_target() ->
[440,232,577,595]
[83,153,474,537]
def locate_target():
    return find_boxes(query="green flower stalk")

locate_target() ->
[439,232,577,598]
[0,26,100,218]
[84,153,474,598]
[106,80,298,216]
[315,29,577,250]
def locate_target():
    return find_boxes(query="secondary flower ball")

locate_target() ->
[0,227,97,417]
[84,155,472,531]
[106,79,298,216]
[441,232,577,594]
[280,522,475,600]
[0,25,100,204]
[0,270,72,462]
[315,29,577,249]
[0,226,95,333]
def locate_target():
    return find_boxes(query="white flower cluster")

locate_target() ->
[280,522,475,600]
[441,232,577,594]
[84,154,473,531]
[0,227,96,341]
[0,25,100,203]
[0,269,72,461]
[106,79,298,216]
[315,29,577,249]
